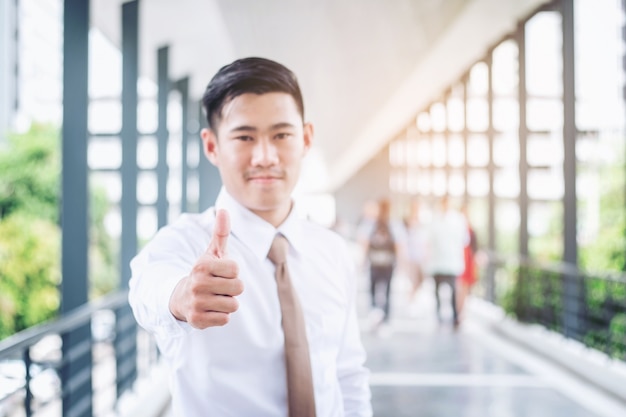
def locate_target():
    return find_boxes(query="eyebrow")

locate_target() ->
[228,122,297,133]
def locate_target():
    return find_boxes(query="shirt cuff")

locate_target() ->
[154,272,194,338]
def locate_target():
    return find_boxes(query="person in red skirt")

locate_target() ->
[456,206,478,322]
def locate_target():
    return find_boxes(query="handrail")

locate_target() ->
[0,290,129,359]
[485,250,626,283]
[0,289,153,417]
[483,252,626,362]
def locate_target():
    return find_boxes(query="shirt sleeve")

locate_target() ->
[128,220,201,344]
[336,243,373,417]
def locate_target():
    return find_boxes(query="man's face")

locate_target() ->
[201,92,312,226]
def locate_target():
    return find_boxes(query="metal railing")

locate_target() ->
[482,254,626,361]
[0,290,158,417]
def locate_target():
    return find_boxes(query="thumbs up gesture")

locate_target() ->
[169,209,244,328]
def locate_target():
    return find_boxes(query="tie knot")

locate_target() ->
[268,234,289,265]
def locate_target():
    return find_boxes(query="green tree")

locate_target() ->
[0,124,59,221]
[0,124,117,339]
[0,125,61,339]
[0,214,60,339]
[580,162,626,272]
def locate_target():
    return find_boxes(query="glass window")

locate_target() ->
[467,134,489,167]
[138,135,158,169]
[467,98,489,132]
[528,168,564,200]
[527,98,563,132]
[447,93,465,132]
[431,134,447,167]
[448,134,465,167]
[493,98,519,132]
[468,62,489,96]
[417,138,431,167]
[528,201,563,262]
[91,171,121,203]
[492,40,519,96]
[89,99,122,134]
[430,102,447,132]
[494,168,519,198]
[389,139,404,167]
[88,136,121,170]
[416,112,432,133]
[496,200,520,255]
[418,170,431,195]
[575,0,625,132]
[493,133,519,167]
[448,171,465,196]
[526,11,562,97]
[138,171,159,205]
[527,134,563,167]
[138,206,158,243]
[432,170,447,196]
[138,99,158,134]
[406,138,420,167]
[406,168,420,194]
[467,170,489,197]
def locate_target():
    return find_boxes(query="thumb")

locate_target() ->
[208,209,230,258]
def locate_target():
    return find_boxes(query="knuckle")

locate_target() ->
[188,311,203,327]
[229,261,239,277]
[228,297,239,313]
[191,263,207,277]
[233,280,244,296]
[213,313,230,327]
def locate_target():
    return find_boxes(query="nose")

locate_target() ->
[251,138,279,167]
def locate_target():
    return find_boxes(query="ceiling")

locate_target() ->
[91,0,549,192]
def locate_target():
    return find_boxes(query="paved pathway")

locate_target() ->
[358,274,626,417]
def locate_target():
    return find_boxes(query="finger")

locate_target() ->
[209,277,244,297]
[192,256,239,279]
[187,310,231,329]
[207,209,230,258]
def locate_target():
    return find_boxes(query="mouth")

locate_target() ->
[246,174,284,185]
[245,171,284,184]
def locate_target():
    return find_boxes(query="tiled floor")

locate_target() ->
[359,274,626,417]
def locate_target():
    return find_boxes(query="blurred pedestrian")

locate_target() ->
[456,205,479,320]
[427,195,467,327]
[403,197,429,302]
[359,198,405,334]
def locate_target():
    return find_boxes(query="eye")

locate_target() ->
[234,135,254,142]
[274,133,292,140]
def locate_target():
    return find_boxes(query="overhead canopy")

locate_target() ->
[92,0,549,192]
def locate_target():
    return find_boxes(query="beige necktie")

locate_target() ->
[267,235,316,417]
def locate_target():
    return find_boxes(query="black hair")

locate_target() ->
[201,57,305,131]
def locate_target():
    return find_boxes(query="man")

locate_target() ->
[128,57,372,417]
[427,195,468,327]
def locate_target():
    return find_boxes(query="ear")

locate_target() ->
[201,128,219,166]
[302,122,314,155]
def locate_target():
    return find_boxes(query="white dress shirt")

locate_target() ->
[426,209,468,276]
[129,189,372,417]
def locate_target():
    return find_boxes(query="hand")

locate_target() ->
[169,209,244,328]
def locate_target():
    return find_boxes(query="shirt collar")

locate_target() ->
[213,187,305,261]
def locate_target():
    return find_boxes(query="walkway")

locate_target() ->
[360,274,626,417]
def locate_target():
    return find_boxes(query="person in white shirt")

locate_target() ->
[426,195,468,327]
[128,57,372,417]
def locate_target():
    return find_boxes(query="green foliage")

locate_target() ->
[0,124,117,339]
[0,125,63,339]
[0,124,60,221]
[89,184,118,297]
[0,213,60,339]
[579,161,626,272]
